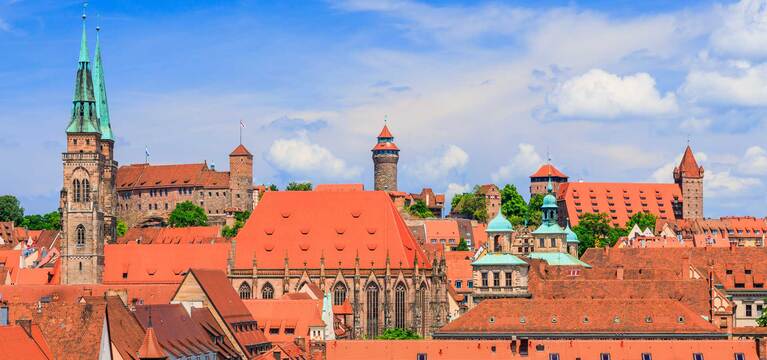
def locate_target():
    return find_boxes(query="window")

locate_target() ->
[417,354,427,360]
[734,354,745,360]
[417,284,427,335]
[549,354,560,360]
[238,282,251,299]
[73,179,82,202]
[493,272,500,287]
[333,283,347,305]
[261,283,274,299]
[467,280,473,288]
[395,283,406,329]
[76,225,86,247]
[505,272,512,287]
[455,280,462,289]
[693,354,703,360]
[79,262,82,271]
[642,354,652,360]
[481,272,488,287]
[539,238,545,247]
[366,282,380,338]
[550,238,556,247]
[600,353,611,360]
[285,327,295,335]
[746,304,753,317]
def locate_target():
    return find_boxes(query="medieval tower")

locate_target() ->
[372,125,399,191]
[60,14,116,284]
[674,145,704,220]
[229,144,254,212]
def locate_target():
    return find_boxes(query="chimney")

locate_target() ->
[15,319,31,337]
[616,265,624,281]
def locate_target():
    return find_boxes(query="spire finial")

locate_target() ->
[384,114,388,124]
[79,2,90,63]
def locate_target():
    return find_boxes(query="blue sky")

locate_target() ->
[2,0,767,218]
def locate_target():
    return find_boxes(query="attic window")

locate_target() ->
[645,316,653,323]
[551,316,558,323]
[613,316,620,324]
[488,316,495,324]
[582,316,589,323]
[519,316,526,324]
[677,316,685,323]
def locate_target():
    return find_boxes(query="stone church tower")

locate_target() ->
[60,14,116,284]
[674,145,704,220]
[372,125,399,191]
[229,144,254,212]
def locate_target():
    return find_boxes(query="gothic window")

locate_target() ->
[366,282,379,338]
[417,283,427,335]
[73,180,81,202]
[83,179,90,202]
[238,282,251,299]
[76,225,86,247]
[261,283,274,299]
[395,283,406,329]
[333,282,347,306]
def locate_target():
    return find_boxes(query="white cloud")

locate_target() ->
[710,0,767,59]
[679,118,713,133]
[413,145,469,179]
[681,62,767,107]
[267,134,361,179]
[650,151,708,183]
[738,146,767,175]
[547,69,678,119]
[445,182,471,208]
[491,143,543,183]
[706,170,761,197]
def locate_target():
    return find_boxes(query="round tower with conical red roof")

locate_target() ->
[674,145,704,219]
[372,124,399,191]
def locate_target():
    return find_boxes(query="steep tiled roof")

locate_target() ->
[531,164,568,178]
[377,125,393,138]
[134,304,222,359]
[424,220,460,243]
[116,226,225,245]
[371,142,399,151]
[137,327,166,359]
[230,144,253,157]
[233,191,430,270]
[324,340,757,360]
[0,284,176,305]
[558,182,682,227]
[116,163,231,190]
[243,298,324,343]
[675,145,703,178]
[445,251,473,294]
[189,307,241,358]
[0,249,21,284]
[438,298,720,337]
[315,184,364,192]
[0,325,51,360]
[471,223,487,250]
[476,184,499,195]
[106,296,146,360]
[104,243,229,284]
[15,268,56,285]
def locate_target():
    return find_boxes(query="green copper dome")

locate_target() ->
[487,211,513,232]
[565,224,579,243]
[543,193,557,208]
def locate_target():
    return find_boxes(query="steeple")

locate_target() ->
[93,25,114,141]
[66,11,101,134]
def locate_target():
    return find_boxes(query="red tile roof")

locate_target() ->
[104,243,229,284]
[243,298,324,343]
[15,267,56,285]
[134,304,226,359]
[438,298,720,336]
[0,249,21,284]
[371,142,399,151]
[377,125,393,138]
[471,223,487,250]
[315,184,364,192]
[675,145,703,178]
[531,164,568,178]
[0,284,176,305]
[558,182,682,227]
[117,163,230,190]
[324,339,757,360]
[0,325,51,360]
[106,296,147,360]
[230,144,253,157]
[137,327,166,359]
[116,226,225,245]
[424,220,460,244]
[445,251,473,294]
[233,191,430,270]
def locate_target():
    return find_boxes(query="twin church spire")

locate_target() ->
[66,10,113,141]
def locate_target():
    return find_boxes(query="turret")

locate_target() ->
[372,124,399,191]
[673,145,704,219]
[229,144,254,212]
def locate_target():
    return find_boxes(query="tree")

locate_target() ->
[168,201,208,227]
[626,212,658,231]
[757,300,767,327]
[451,188,487,222]
[18,211,61,230]
[573,212,628,255]
[377,328,421,340]
[408,200,433,218]
[0,195,23,224]
[286,182,312,191]
[116,220,128,238]
[456,238,470,251]
[526,194,544,227]
[222,211,251,238]
[267,184,279,191]
[500,184,527,227]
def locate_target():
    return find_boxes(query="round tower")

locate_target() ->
[372,124,399,191]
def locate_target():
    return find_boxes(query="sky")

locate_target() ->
[1,0,767,217]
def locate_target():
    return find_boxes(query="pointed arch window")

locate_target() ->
[417,283,427,335]
[395,283,407,329]
[73,180,82,203]
[238,282,251,299]
[261,283,274,299]
[83,179,90,202]
[76,225,86,247]
[333,282,347,306]
[366,282,380,338]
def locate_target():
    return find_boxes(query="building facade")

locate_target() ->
[60,17,116,284]
[477,184,501,221]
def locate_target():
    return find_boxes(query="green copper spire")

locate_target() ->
[66,12,101,135]
[93,26,113,141]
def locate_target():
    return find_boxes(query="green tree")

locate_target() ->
[408,200,433,218]
[377,328,421,340]
[573,212,629,255]
[222,211,251,238]
[757,299,767,327]
[451,187,487,222]
[116,220,128,237]
[456,238,470,251]
[286,182,312,191]
[168,201,208,228]
[267,184,279,191]
[500,184,528,227]
[0,195,24,224]
[625,212,658,231]
[18,211,61,230]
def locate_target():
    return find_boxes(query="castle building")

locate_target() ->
[229,189,449,339]
[476,184,501,221]
[60,16,116,284]
[372,125,399,191]
[557,146,704,228]
[529,163,568,197]
[115,144,254,228]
